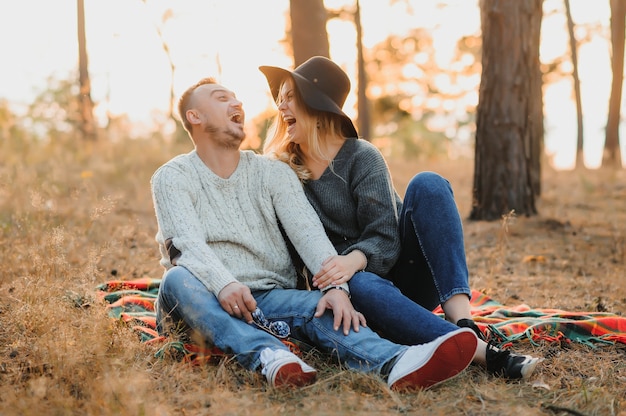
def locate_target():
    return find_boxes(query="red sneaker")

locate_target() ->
[260,348,317,388]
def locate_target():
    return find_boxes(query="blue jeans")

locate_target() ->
[349,272,462,345]
[391,171,471,310]
[350,172,471,345]
[156,266,407,375]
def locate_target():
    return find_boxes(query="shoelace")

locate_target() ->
[251,307,291,339]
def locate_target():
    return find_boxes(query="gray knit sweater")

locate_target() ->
[150,150,338,296]
[303,138,403,277]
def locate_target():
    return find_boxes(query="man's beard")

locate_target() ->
[204,124,245,149]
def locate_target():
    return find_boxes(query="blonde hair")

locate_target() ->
[263,80,346,182]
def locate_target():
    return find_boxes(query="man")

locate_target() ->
[150,77,478,389]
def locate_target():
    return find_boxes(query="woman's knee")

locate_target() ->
[408,171,449,193]
[404,172,454,208]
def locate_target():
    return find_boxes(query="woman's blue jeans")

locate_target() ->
[349,172,471,345]
[349,272,462,345]
[156,266,407,374]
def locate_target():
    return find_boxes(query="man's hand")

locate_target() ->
[218,282,257,323]
[314,288,367,335]
[312,251,366,289]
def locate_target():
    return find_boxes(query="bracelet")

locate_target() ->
[329,286,351,299]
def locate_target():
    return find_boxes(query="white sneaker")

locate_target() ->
[260,348,317,388]
[388,328,478,391]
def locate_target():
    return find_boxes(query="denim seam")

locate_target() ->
[409,210,443,303]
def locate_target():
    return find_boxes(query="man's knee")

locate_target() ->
[157,267,192,334]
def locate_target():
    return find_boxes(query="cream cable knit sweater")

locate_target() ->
[151,150,339,296]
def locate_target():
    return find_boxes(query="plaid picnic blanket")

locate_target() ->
[433,291,626,347]
[96,278,626,362]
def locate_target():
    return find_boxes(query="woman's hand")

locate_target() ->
[312,250,367,289]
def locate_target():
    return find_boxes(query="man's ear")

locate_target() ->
[186,110,201,125]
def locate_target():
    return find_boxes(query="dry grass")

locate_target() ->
[1,137,625,415]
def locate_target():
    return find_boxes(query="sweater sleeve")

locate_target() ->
[344,142,402,276]
[150,163,237,296]
[268,160,338,276]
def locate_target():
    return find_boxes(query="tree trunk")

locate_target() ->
[604,0,625,168]
[289,0,330,66]
[471,0,543,221]
[529,1,544,196]
[355,0,370,140]
[77,0,96,140]
[565,0,585,169]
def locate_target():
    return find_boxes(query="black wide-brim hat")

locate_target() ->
[259,56,358,138]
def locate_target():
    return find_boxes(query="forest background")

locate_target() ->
[1,0,625,170]
[1,0,626,415]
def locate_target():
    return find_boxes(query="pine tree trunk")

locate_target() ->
[471,0,543,220]
[355,0,370,140]
[289,0,330,66]
[77,0,96,141]
[565,0,585,169]
[604,0,625,168]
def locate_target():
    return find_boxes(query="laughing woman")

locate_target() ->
[260,56,541,380]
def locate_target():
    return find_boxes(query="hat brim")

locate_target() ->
[259,65,358,138]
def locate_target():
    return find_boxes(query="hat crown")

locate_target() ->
[294,56,350,109]
[258,56,358,138]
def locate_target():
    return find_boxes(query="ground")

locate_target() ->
[0,139,624,415]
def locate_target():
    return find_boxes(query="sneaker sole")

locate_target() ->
[391,330,477,391]
[520,357,541,379]
[273,362,317,388]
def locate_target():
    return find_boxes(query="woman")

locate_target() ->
[260,56,540,379]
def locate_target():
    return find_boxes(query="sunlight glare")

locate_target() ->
[0,0,624,168]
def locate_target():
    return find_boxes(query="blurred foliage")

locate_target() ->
[1,74,184,146]
[26,75,84,141]
[1,1,611,163]
[366,28,481,159]
[0,99,27,145]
